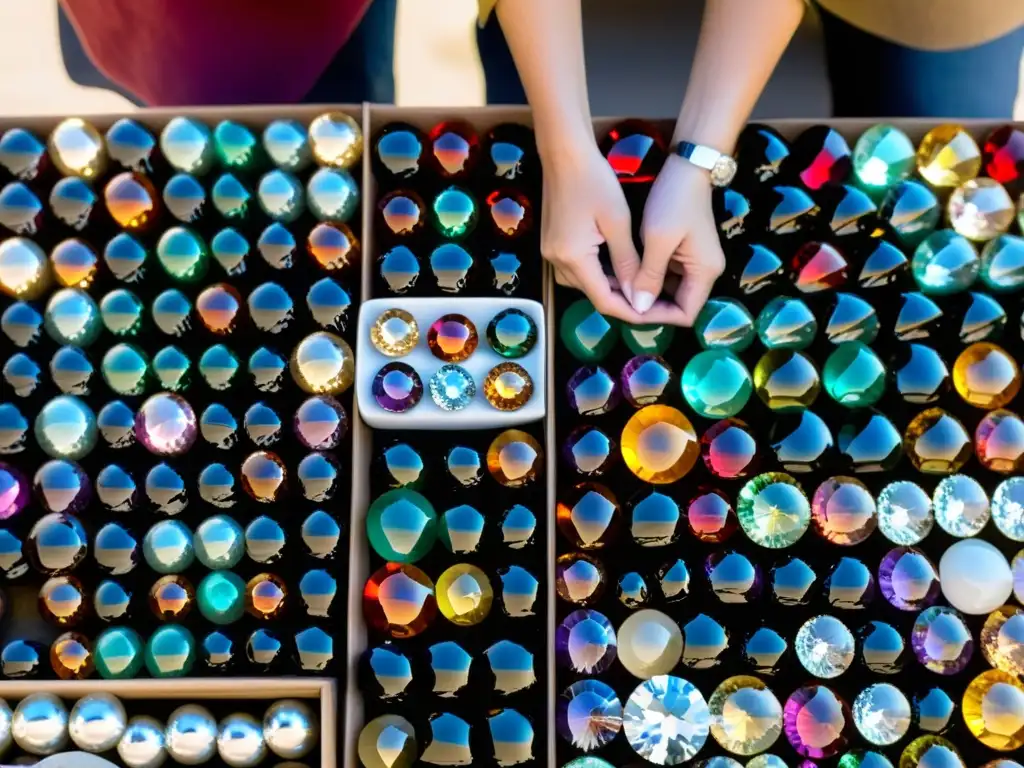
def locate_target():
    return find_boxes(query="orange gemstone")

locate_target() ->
[427,314,478,362]
[308,221,359,271]
[50,631,93,679]
[196,283,242,335]
[487,429,544,487]
[105,171,158,230]
[149,574,195,621]
[241,451,287,502]
[363,562,437,639]
[50,239,98,288]
[621,405,699,483]
[38,575,88,626]
[246,573,288,619]
[483,362,533,410]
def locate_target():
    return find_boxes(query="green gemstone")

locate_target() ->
[980,234,1024,293]
[94,627,144,679]
[681,349,752,418]
[852,123,916,195]
[621,322,675,356]
[156,226,209,283]
[213,120,260,170]
[693,298,754,351]
[737,472,810,548]
[879,180,940,249]
[823,342,887,408]
[101,343,149,395]
[152,345,192,391]
[366,488,438,563]
[99,289,145,336]
[487,308,537,358]
[432,186,477,238]
[144,624,196,677]
[197,571,245,625]
[199,344,240,390]
[911,230,979,295]
[44,288,102,347]
[560,298,620,363]
[211,173,251,219]
[755,296,817,349]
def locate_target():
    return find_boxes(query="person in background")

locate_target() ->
[485,0,1024,325]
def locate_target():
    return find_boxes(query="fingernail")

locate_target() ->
[622,283,633,302]
[632,291,655,314]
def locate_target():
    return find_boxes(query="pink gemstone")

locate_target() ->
[0,462,29,520]
[135,393,197,456]
[700,418,758,479]
[686,488,737,543]
[784,685,850,758]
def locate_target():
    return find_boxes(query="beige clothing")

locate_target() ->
[480,0,1024,50]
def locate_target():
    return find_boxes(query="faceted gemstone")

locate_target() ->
[892,344,950,404]
[149,575,195,621]
[982,605,1024,677]
[558,679,622,751]
[694,298,755,351]
[306,168,359,223]
[290,332,354,394]
[795,615,854,679]
[244,573,287,620]
[894,292,944,341]
[26,512,88,575]
[93,522,139,575]
[308,221,359,271]
[45,288,102,347]
[623,675,710,764]
[914,689,956,734]
[247,282,293,335]
[618,571,649,608]
[35,395,97,460]
[623,322,675,356]
[629,489,683,547]
[366,488,436,563]
[658,558,692,602]
[736,243,784,294]
[682,350,752,418]
[823,342,886,408]
[913,230,979,294]
[706,676,782,756]
[706,552,762,603]
[984,125,1024,192]
[900,736,965,767]
[949,178,1015,242]
[791,241,848,292]
[38,575,87,626]
[614,608,683,678]
[370,309,418,358]
[743,627,787,675]
[783,686,850,758]
[429,364,476,410]
[156,226,209,283]
[151,289,192,337]
[769,410,834,473]
[756,296,817,349]
[837,410,902,472]
[487,429,543,487]
[500,504,536,549]
[556,552,606,605]
[51,631,93,679]
[772,557,817,605]
[953,342,1020,408]
[781,126,850,189]
[240,451,286,503]
[620,405,698,484]
[747,757,789,768]
[487,308,537,358]
[853,124,916,193]
[372,362,423,413]
[853,683,911,746]
[700,419,758,479]
[934,474,990,537]
[715,188,751,238]
[484,362,533,410]
[917,124,981,187]
[826,293,879,345]
[975,409,1024,473]
[563,425,616,476]
[737,472,810,548]
[427,242,473,293]
[736,123,790,185]
[904,408,972,474]
[557,482,619,549]
[567,365,619,416]
[912,606,973,674]
[619,355,670,407]
[825,557,876,609]
[879,548,939,610]
[561,298,620,362]
[993,477,1024,540]
[363,563,435,638]
[135,393,196,457]
[962,669,1024,750]
[754,349,821,411]
[811,476,876,544]
[860,620,907,674]
[959,291,1007,342]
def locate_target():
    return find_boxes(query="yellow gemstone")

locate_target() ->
[370,309,419,357]
[48,118,107,178]
[900,735,965,767]
[620,405,698,484]
[483,362,534,411]
[290,331,354,394]
[753,349,821,411]
[708,675,783,755]
[0,237,49,299]
[953,342,1021,409]
[904,408,973,475]
[358,715,417,768]
[435,563,493,626]
[308,112,363,169]
[963,669,1024,751]
[916,124,981,188]
[487,430,543,487]
[982,606,1024,678]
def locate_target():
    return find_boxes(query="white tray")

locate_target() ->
[355,297,546,430]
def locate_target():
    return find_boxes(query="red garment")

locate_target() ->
[60,0,371,106]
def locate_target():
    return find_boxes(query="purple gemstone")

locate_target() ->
[556,608,617,674]
[372,362,423,412]
[878,547,939,611]
[135,392,197,456]
[620,354,672,407]
[32,459,91,514]
[566,365,620,416]
[0,462,29,520]
[783,685,850,758]
[911,606,973,675]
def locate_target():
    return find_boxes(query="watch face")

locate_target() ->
[711,157,738,187]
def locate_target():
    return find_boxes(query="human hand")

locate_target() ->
[632,154,727,325]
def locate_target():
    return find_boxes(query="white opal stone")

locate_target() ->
[939,539,1012,614]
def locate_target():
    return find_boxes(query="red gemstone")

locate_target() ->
[789,125,852,190]
[700,418,759,479]
[363,563,437,639]
[686,488,737,543]
[486,189,532,238]
[791,242,848,293]
[983,125,1024,194]
[428,120,479,179]
[600,120,666,183]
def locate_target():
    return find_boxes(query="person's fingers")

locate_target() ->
[574,256,643,323]
[673,227,727,325]
[553,266,577,288]
[597,210,641,305]
[631,230,677,315]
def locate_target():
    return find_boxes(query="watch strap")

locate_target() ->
[675,141,725,170]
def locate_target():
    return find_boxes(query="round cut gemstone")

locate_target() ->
[375,442,426,489]
[700,418,758,479]
[558,679,622,751]
[788,125,850,188]
[560,299,619,362]
[556,553,606,605]
[706,552,762,604]
[783,685,850,758]
[708,675,782,756]
[853,683,911,746]
[853,123,915,192]
[430,186,477,238]
[429,364,476,410]
[982,605,1024,677]
[372,362,423,413]
[959,291,1007,342]
[904,408,972,474]
[487,308,536,358]
[912,606,973,674]
[769,410,833,473]
[953,342,1020,408]
[825,557,876,609]
[438,504,484,554]
[557,482,619,550]
[949,177,1015,242]
[657,558,691,602]
[993,477,1024,540]
[366,488,437,563]
[976,409,1024,474]
[694,298,755,351]
[900,736,965,767]
[893,343,950,404]
[687,489,737,543]
[621,355,672,407]
[370,309,418,357]
[737,472,810,548]
[912,230,979,294]
[290,332,354,394]
[0,462,29,520]
[484,362,533,411]
[756,296,818,349]
[736,243,784,294]
[306,277,352,332]
[772,557,816,605]
[826,293,879,344]
[563,425,616,476]
[878,547,939,611]
[682,614,729,669]
[557,609,616,675]
[376,244,418,294]
[860,620,907,674]
[427,314,477,362]
[566,366,619,416]
[894,291,944,341]
[962,669,1024,751]
[135,393,196,456]
[628,489,682,546]
[487,429,543,487]
[981,234,1024,291]
[363,563,436,639]
[822,183,878,237]
[810,476,876,544]
[795,615,854,679]
[823,342,886,407]
[917,124,981,186]
[623,675,710,765]
[618,609,684,678]
[435,563,492,625]
[620,405,698,484]
[618,571,649,608]
[934,474,990,537]
[446,445,481,486]
[753,350,821,411]
[939,539,1014,616]
[681,350,752,418]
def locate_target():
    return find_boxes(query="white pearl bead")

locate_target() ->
[939,538,1012,615]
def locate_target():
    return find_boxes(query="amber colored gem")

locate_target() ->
[962,669,1024,751]
[621,405,698,484]
[38,575,88,626]
[483,363,533,411]
[149,574,195,621]
[904,408,973,475]
[307,222,359,271]
[196,283,242,335]
[245,573,288,619]
[51,631,93,679]
[370,309,419,357]
[953,342,1021,409]
[241,451,287,502]
[105,172,158,230]
[427,314,478,363]
[557,482,620,549]
[975,409,1024,474]
[363,562,437,639]
[487,430,543,487]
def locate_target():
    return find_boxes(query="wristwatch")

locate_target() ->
[675,141,738,187]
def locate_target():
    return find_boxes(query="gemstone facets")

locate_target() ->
[623,675,710,765]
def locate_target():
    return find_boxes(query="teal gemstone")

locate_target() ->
[693,298,755,351]
[307,167,360,223]
[34,395,97,460]
[737,472,810,548]
[852,124,916,194]
[197,571,245,625]
[101,343,149,395]
[94,626,144,679]
[878,180,940,248]
[144,624,196,677]
[621,323,675,356]
[152,345,192,391]
[912,230,979,295]
[104,233,148,283]
[214,120,260,170]
[50,345,94,395]
[980,234,1024,293]
[194,514,244,569]
[560,298,620,363]
[257,170,305,223]
[755,296,817,349]
[156,226,209,283]
[823,342,887,408]
[825,293,879,345]
[143,520,194,573]
[262,119,311,172]
[211,173,251,219]
[681,349,752,418]
[487,308,537,358]
[367,488,438,563]
[151,289,193,336]
[432,186,477,238]
[211,227,249,276]
[99,288,144,336]
[199,344,240,391]
[160,117,215,175]
[44,288,101,347]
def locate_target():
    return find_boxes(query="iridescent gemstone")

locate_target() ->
[993,477,1024,541]
[737,473,810,548]
[658,558,691,602]
[256,222,296,269]
[902,736,966,768]
[149,574,194,622]
[563,425,616,476]
[618,571,649,608]
[772,557,816,605]
[756,296,817,349]
[162,173,206,222]
[567,366,619,416]
[103,172,157,232]
[621,405,698,484]
[561,298,619,362]
[487,429,543,487]
[682,614,730,669]
[981,605,1024,677]
[754,349,821,411]
[134,393,196,457]
[52,345,95,395]
[557,679,622,751]
[975,409,1024,473]
[875,482,932,545]
[621,355,671,407]
[811,476,876,544]
[912,230,979,294]
[32,459,90,515]
[486,308,537,359]
[791,241,848,292]
[904,408,972,474]
[151,290,192,337]
[487,189,532,237]
[743,627,787,675]
[769,410,833,473]
[706,552,762,604]
[426,314,477,362]
[860,620,907,675]
[962,669,1024,750]
[240,451,286,503]
[934,474,990,537]
[700,419,757,479]
[35,395,97,460]
[49,239,95,290]
[693,298,755,351]
[556,552,605,605]
[681,349,752,418]
[852,683,910,747]
[429,364,476,410]
[736,243,784,294]
[623,675,710,764]
[557,482,619,549]
[949,177,1015,242]
[795,615,854,678]
[879,547,939,610]
[912,606,973,674]
[707,675,782,756]
[156,226,209,283]
[784,686,850,758]
[557,609,616,674]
